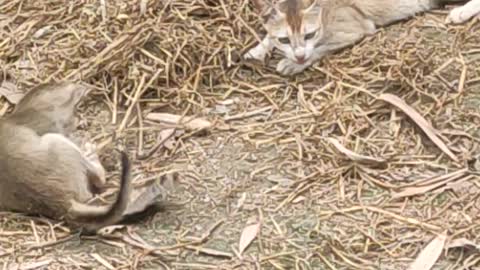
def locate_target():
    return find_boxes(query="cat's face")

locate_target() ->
[254,0,324,64]
[12,82,89,134]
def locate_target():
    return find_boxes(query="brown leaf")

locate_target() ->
[408,231,447,270]
[146,113,212,130]
[185,245,233,258]
[474,155,480,171]
[98,225,125,235]
[160,128,176,150]
[446,238,480,250]
[378,94,458,162]
[0,81,24,104]
[8,259,53,270]
[328,138,386,165]
[33,25,52,39]
[123,181,165,216]
[239,222,260,255]
[91,253,115,270]
[392,169,467,198]
[236,192,247,209]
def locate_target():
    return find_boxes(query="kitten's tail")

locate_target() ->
[67,151,132,234]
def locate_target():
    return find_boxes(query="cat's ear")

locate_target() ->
[252,0,279,23]
[252,0,271,12]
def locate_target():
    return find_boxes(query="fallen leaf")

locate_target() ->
[378,94,458,162]
[91,253,115,270]
[146,113,212,130]
[213,104,230,114]
[236,193,247,209]
[239,222,261,255]
[160,128,176,150]
[116,13,129,20]
[392,169,467,198]
[185,245,233,258]
[0,81,24,104]
[224,106,273,121]
[33,25,52,38]
[328,138,386,165]
[216,98,238,105]
[7,259,53,270]
[266,174,295,186]
[160,172,177,190]
[98,225,125,235]
[123,181,165,216]
[140,0,148,15]
[474,155,480,171]
[408,231,447,270]
[137,128,176,160]
[292,195,306,204]
[446,238,480,250]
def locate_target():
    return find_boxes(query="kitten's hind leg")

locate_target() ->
[42,133,106,194]
[446,0,480,24]
[244,37,273,61]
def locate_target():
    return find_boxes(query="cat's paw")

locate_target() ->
[446,6,477,24]
[276,58,309,75]
[244,44,268,61]
[83,142,106,184]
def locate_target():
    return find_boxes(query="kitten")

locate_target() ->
[0,82,130,233]
[245,0,480,75]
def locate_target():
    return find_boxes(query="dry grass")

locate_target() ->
[1,0,480,269]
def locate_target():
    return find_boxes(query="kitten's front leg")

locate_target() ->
[276,50,325,75]
[244,37,273,61]
[446,0,480,24]
[276,59,311,75]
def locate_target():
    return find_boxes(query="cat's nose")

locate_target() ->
[295,55,306,63]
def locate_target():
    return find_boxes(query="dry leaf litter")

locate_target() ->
[1,1,480,269]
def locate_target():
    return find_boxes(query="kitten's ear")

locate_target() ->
[252,0,278,23]
[252,0,270,12]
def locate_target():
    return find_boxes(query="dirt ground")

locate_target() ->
[1,1,480,269]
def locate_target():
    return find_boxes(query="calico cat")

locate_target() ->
[244,0,480,75]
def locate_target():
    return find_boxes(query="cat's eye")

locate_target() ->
[278,37,290,44]
[304,31,316,40]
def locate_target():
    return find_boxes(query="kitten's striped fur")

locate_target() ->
[245,0,480,75]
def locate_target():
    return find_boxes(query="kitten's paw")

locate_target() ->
[83,142,106,183]
[244,45,267,61]
[446,6,476,24]
[276,59,309,75]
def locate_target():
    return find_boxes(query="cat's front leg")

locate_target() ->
[276,58,311,75]
[276,50,324,75]
[446,0,480,24]
[244,37,273,61]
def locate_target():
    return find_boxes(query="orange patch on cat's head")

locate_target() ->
[278,0,316,33]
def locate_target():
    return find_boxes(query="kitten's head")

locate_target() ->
[11,82,89,134]
[253,0,325,64]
